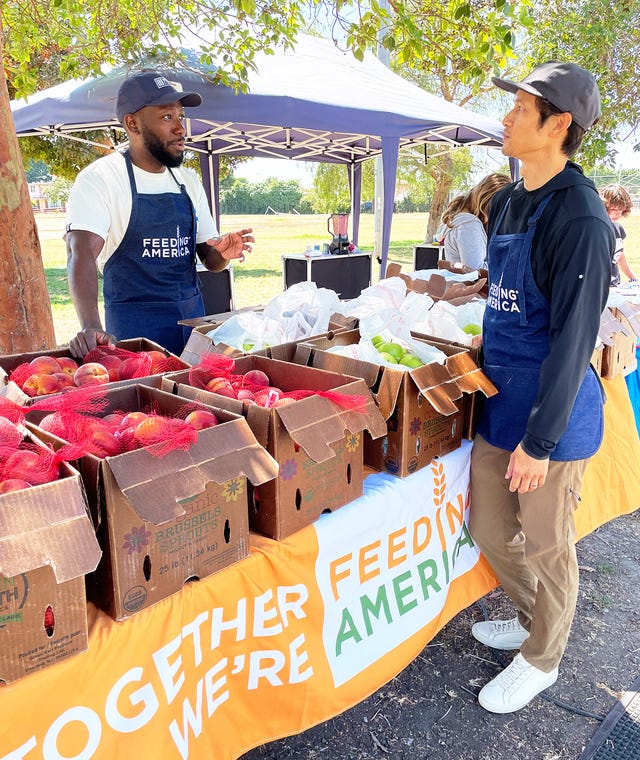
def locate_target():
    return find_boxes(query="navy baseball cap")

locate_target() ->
[116,71,202,122]
[492,61,601,131]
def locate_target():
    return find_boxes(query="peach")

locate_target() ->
[3,449,52,485]
[98,355,123,382]
[114,426,138,452]
[274,397,296,407]
[57,357,79,376]
[184,409,218,430]
[0,418,23,449]
[205,377,237,398]
[73,362,109,387]
[0,478,32,494]
[147,350,168,374]
[134,415,184,446]
[38,413,67,438]
[236,389,256,401]
[86,423,120,457]
[118,357,145,380]
[28,355,62,375]
[102,412,125,429]
[119,411,148,429]
[52,372,76,390]
[22,372,62,397]
[241,369,270,388]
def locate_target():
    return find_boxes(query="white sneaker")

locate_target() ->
[471,617,529,650]
[478,653,558,713]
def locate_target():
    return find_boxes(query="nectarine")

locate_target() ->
[184,409,218,430]
[28,355,62,375]
[73,362,110,387]
[57,357,79,376]
[22,372,62,397]
[241,369,270,389]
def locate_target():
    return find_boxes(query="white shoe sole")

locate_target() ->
[478,669,558,713]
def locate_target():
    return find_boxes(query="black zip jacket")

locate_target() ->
[486,162,613,459]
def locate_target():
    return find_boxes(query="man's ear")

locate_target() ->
[552,112,573,135]
[123,113,140,135]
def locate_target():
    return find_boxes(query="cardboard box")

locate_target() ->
[180,324,352,368]
[385,262,487,306]
[28,385,278,620]
[0,429,101,684]
[180,324,301,365]
[410,332,484,440]
[162,357,387,540]
[599,308,637,379]
[294,330,498,477]
[0,339,188,403]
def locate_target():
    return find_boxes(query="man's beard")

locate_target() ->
[141,126,184,168]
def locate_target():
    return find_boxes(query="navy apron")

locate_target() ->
[103,152,205,355]
[477,192,604,461]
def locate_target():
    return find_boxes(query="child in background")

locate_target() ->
[600,183,638,286]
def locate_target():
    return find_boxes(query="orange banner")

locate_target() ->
[0,376,637,760]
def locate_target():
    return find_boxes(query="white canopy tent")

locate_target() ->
[11,35,505,272]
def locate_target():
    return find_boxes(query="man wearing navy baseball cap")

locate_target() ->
[468,63,613,713]
[65,70,254,356]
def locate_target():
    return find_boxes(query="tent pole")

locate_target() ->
[379,137,399,278]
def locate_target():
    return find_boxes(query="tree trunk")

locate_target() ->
[0,22,56,355]
[426,154,455,240]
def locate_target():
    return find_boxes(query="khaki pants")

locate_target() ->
[469,435,588,672]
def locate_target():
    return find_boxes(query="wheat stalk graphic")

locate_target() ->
[431,460,446,506]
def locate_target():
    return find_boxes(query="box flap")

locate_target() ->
[375,367,405,420]
[613,302,640,336]
[409,351,498,416]
[105,417,278,525]
[0,472,101,582]
[598,308,632,346]
[385,264,486,305]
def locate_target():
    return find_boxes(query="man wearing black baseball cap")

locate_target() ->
[66,70,254,356]
[468,63,613,713]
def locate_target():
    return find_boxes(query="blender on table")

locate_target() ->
[327,213,352,255]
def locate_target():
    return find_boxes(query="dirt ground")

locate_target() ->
[241,509,640,760]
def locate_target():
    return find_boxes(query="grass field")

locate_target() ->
[36,210,640,347]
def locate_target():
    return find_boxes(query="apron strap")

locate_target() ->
[516,192,556,325]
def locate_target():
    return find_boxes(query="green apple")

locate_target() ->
[399,353,424,369]
[462,323,481,336]
[378,351,398,364]
[371,335,384,348]
[377,342,405,361]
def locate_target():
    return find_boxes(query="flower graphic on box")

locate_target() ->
[280,459,298,481]
[346,433,361,452]
[223,478,244,502]
[409,417,421,436]
[122,525,151,554]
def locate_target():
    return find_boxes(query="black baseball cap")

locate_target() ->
[116,71,202,122]
[492,61,601,131]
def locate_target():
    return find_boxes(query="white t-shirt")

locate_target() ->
[66,151,219,273]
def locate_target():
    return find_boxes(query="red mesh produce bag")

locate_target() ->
[279,389,369,413]
[0,397,27,426]
[0,440,61,487]
[188,353,237,390]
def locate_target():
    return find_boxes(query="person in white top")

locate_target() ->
[66,71,254,357]
[440,173,511,270]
